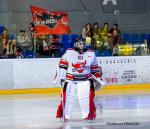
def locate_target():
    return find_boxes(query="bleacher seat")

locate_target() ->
[131,33,140,44]
[122,34,132,43]
[147,34,150,41]
[94,50,100,56]
[23,51,34,58]
[70,34,80,44]
[0,26,5,35]
[140,33,148,42]
[102,50,112,56]
[60,34,72,52]
[60,34,70,43]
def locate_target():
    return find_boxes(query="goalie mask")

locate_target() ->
[74,39,86,53]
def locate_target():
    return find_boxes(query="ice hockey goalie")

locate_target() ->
[53,39,106,121]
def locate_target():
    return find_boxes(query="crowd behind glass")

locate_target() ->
[0,22,150,59]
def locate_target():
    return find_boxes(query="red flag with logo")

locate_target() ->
[30,5,71,35]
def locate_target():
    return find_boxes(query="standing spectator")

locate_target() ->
[29,21,35,33]
[82,23,92,40]
[111,29,122,56]
[16,30,32,57]
[101,22,109,41]
[1,29,9,58]
[0,35,3,57]
[92,22,100,36]
[0,28,19,58]
[112,29,121,46]
[82,23,92,47]
[92,22,102,49]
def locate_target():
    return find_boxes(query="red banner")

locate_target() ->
[30,6,71,35]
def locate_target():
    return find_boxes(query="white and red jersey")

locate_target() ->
[59,48,102,81]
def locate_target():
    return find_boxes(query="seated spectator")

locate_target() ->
[112,45,120,56]
[144,39,150,55]
[112,29,122,46]
[109,23,120,35]
[49,35,60,57]
[15,46,22,58]
[147,39,150,55]
[16,30,32,57]
[43,39,49,51]
[6,39,17,58]
[36,35,49,57]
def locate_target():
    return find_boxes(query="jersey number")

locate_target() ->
[78,56,83,60]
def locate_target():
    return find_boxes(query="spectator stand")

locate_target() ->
[121,33,150,56]
[0,26,5,35]
[60,34,80,55]
[48,35,61,58]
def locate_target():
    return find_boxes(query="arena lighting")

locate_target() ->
[114,9,120,15]
[102,0,117,5]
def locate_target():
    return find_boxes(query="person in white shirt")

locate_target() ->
[16,30,32,56]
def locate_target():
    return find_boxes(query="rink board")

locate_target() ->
[0,84,150,95]
[0,57,150,95]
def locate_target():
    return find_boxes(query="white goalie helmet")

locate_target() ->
[74,39,85,50]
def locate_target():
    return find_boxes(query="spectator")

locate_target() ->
[82,23,92,47]
[6,39,17,58]
[48,35,60,57]
[16,30,32,57]
[103,35,112,51]
[92,22,100,36]
[100,22,109,41]
[15,46,22,58]
[1,29,9,58]
[0,35,3,57]
[29,21,35,33]
[112,45,119,56]
[43,39,49,51]
[144,39,150,55]
[147,39,150,55]
[109,23,120,35]
[92,22,102,49]
[82,23,92,39]
[112,29,121,46]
